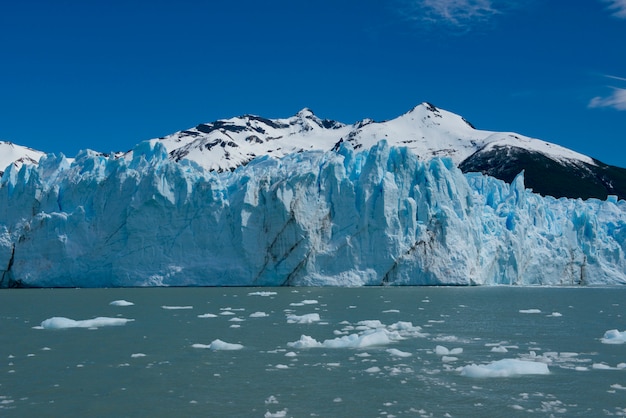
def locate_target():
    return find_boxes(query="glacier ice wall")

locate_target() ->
[1,140,625,287]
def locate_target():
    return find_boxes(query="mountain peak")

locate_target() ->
[296,108,315,119]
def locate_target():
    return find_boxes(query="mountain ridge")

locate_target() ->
[2,103,625,200]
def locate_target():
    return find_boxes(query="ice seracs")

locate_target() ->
[1,137,626,287]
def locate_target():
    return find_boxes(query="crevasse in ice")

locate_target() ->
[0,140,624,287]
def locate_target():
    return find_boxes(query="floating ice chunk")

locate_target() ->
[248,291,277,297]
[383,309,400,313]
[287,335,323,349]
[110,300,134,306]
[274,364,289,369]
[491,346,509,353]
[441,356,458,363]
[435,345,463,356]
[192,339,243,351]
[250,312,269,318]
[365,366,381,373]
[229,317,245,322]
[131,353,146,358]
[460,359,550,378]
[592,363,615,370]
[601,329,626,344]
[387,348,412,358]
[161,305,193,310]
[284,352,297,357]
[519,309,542,314]
[611,384,626,390]
[265,396,279,405]
[286,313,320,324]
[547,312,563,317]
[40,316,134,329]
[264,409,287,418]
[197,313,218,318]
[301,300,318,305]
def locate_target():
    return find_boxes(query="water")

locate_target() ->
[1,286,625,417]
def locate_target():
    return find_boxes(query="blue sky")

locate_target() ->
[2,0,626,167]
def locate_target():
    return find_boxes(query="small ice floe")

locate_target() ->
[40,317,134,329]
[131,353,146,358]
[435,345,463,356]
[286,313,320,324]
[265,395,279,405]
[192,339,243,351]
[248,291,277,297]
[264,409,288,418]
[365,366,381,373]
[601,329,626,344]
[611,384,626,390]
[387,348,412,358]
[197,313,218,318]
[161,305,193,310]
[289,299,318,307]
[460,359,550,378]
[383,309,400,313]
[546,312,563,317]
[250,312,269,318]
[274,364,289,369]
[109,300,134,306]
[491,346,509,353]
[519,309,542,314]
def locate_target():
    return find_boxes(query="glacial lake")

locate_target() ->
[1,286,625,417]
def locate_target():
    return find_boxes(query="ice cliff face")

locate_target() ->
[1,140,625,287]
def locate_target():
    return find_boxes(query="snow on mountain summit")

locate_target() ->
[0,141,46,175]
[134,103,595,173]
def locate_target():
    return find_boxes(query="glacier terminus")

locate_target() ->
[1,104,625,287]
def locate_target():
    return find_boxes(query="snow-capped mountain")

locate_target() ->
[3,103,623,200]
[130,103,624,200]
[0,141,46,176]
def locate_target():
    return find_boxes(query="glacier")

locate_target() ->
[1,139,625,287]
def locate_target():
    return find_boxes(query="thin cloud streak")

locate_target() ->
[602,0,626,18]
[589,88,626,111]
[398,0,502,28]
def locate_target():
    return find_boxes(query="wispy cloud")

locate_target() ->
[589,88,626,111]
[601,0,626,18]
[398,0,504,28]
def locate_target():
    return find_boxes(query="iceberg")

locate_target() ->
[1,140,625,287]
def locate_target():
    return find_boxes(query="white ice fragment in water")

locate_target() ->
[365,366,381,373]
[601,329,626,344]
[383,309,400,313]
[250,312,269,318]
[441,356,458,363]
[286,313,320,324]
[131,353,146,358]
[265,395,279,404]
[274,364,289,369]
[40,317,134,329]
[519,309,542,314]
[460,359,550,378]
[109,300,134,306]
[547,312,562,317]
[435,345,463,356]
[248,291,277,297]
[197,313,218,318]
[284,352,297,357]
[161,305,193,310]
[491,346,508,353]
[387,348,412,358]
[264,409,287,418]
[192,339,244,351]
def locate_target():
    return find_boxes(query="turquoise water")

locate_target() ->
[1,286,625,417]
